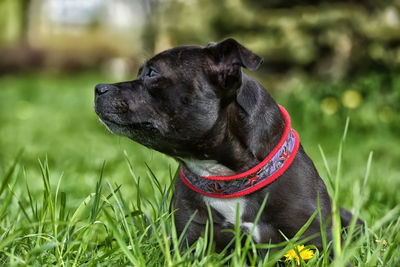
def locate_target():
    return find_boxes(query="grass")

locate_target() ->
[0,71,399,266]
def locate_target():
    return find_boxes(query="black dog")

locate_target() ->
[94,38,358,252]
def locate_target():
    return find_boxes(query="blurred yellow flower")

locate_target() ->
[321,96,339,115]
[342,90,362,109]
[284,245,314,265]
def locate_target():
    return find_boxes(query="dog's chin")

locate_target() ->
[98,117,131,136]
[98,116,163,146]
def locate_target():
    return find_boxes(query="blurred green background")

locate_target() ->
[0,0,399,221]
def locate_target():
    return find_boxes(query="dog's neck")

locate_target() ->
[179,105,300,198]
[183,76,286,175]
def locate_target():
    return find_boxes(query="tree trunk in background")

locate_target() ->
[20,0,30,44]
[141,0,160,55]
[0,0,31,44]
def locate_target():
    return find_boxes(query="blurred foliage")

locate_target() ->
[275,73,400,134]
[162,0,400,79]
[1,0,399,80]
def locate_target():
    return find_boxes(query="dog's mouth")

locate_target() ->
[130,121,157,132]
[98,113,158,136]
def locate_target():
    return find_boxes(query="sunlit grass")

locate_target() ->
[0,139,398,266]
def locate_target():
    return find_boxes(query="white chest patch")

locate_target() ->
[181,158,262,243]
[203,196,261,243]
[181,158,235,176]
[203,196,247,225]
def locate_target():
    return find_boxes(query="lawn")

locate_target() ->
[0,71,399,266]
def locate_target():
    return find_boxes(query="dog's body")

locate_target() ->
[173,144,333,251]
[94,38,357,252]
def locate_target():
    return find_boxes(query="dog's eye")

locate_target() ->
[147,68,159,78]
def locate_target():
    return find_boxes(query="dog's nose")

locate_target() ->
[95,83,112,96]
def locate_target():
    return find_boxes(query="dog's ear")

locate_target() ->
[207,38,263,71]
[206,38,263,90]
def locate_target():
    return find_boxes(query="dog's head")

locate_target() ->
[94,38,263,157]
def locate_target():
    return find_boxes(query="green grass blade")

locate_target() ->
[90,161,105,223]
[0,149,23,196]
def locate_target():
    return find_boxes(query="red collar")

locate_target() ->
[180,105,300,198]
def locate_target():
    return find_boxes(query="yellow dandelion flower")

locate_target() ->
[284,245,315,265]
